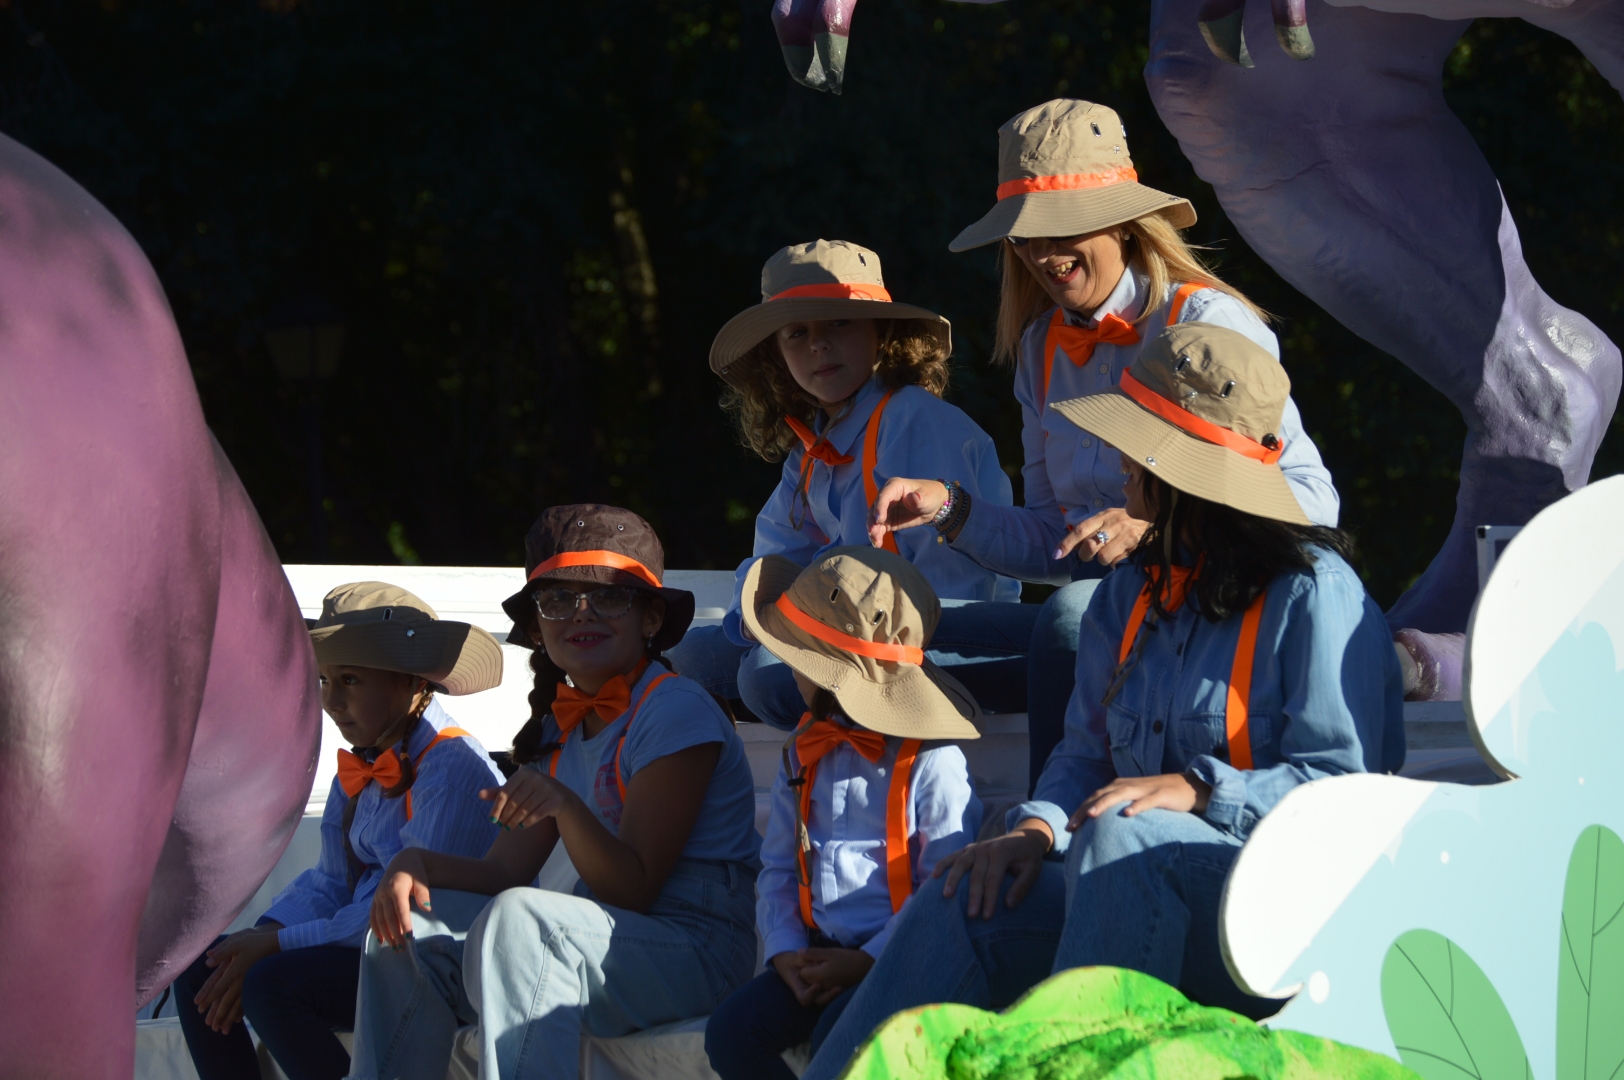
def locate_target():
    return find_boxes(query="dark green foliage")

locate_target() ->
[0,1,1617,602]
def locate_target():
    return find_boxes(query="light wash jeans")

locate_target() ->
[1024,576,1102,793]
[799,807,1266,1080]
[346,860,757,1080]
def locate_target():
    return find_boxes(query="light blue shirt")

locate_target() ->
[759,718,982,961]
[725,378,1020,644]
[1010,547,1404,852]
[531,662,762,871]
[263,699,504,950]
[954,270,1341,585]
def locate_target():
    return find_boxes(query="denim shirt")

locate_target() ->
[725,377,1020,644]
[1010,548,1403,852]
[758,717,981,961]
[954,270,1341,585]
[262,699,504,950]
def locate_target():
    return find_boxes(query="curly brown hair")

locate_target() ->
[721,318,951,462]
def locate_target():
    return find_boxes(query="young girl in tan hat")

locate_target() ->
[669,237,1030,732]
[868,98,1341,793]
[801,324,1401,1080]
[173,582,506,1080]
[349,505,761,1080]
[704,546,983,1080]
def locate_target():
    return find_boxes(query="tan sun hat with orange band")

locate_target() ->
[949,99,1196,253]
[1051,322,1311,525]
[709,239,951,383]
[740,546,981,741]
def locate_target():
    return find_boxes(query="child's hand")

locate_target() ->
[770,950,822,1007]
[370,850,431,951]
[480,769,575,831]
[799,946,874,1003]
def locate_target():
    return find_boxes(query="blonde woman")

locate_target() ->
[870,99,1339,788]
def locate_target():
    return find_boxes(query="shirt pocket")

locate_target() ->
[1168,711,1228,771]
[1105,702,1146,777]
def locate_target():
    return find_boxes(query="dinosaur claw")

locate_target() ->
[1274,22,1315,59]
[773,0,856,94]
[779,33,849,94]
[1198,12,1255,67]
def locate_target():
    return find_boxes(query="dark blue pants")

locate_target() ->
[172,937,359,1080]
[705,968,858,1080]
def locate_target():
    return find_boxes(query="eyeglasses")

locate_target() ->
[533,586,638,621]
[1005,234,1084,247]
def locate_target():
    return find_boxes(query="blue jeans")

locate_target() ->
[799,807,1266,1080]
[174,938,358,1080]
[347,860,757,1080]
[704,969,857,1080]
[693,600,1041,731]
[1025,577,1102,793]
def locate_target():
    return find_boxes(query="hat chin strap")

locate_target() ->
[1163,488,1180,566]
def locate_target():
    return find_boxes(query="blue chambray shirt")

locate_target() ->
[262,699,504,950]
[1009,548,1404,852]
[954,270,1341,585]
[724,377,1020,644]
[758,716,982,961]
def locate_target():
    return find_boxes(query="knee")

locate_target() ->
[1032,580,1098,652]
[238,955,284,1017]
[736,647,799,730]
[1066,807,1160,872]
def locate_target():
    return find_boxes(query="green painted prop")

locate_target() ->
[1558,826,1624,1080]
[839,967,1417,1079]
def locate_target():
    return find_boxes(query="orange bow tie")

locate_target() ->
[795,717,888,768]
[1052,311,1141,367]
[554,662,649,735]
[1148,557,1205,614]
[785,415,855,469]
[337,747,404,799]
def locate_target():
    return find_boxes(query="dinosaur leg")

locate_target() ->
[1148,0,1621,633]
[772,0,860,94]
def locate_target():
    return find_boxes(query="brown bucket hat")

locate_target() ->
[709,239,951,382]
[308,582,504,696]
[740,547,981,741]
[950,99,1196,253]
[1050,323,1311,525]
[500,504,696,654]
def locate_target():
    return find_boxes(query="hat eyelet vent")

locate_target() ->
[845,623,855,632]
[858,253,867,265]
[830,589,840,602]
[1220,380,1236,398]
[1175,355,1190,372]
[406,629,416,638]
[577,520,586,527]
[616,524,624,531]
[383,608,393,620]
[1091,122,1101,136]
[1146,455,1157,465]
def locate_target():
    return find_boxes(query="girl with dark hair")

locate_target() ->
[800,323,1403,1080]
[347,505,760,1080]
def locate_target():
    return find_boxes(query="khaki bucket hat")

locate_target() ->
[308,582,504,696]
[1051,323,1311,525]
[950,99,1196,253]
[709,240,951,382]
[740,547,981,741]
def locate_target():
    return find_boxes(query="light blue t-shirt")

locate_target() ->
[533,661,761,870]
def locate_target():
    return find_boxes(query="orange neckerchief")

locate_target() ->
[337,747,403,798]
[794,719,887,769]
[553,660,649,736]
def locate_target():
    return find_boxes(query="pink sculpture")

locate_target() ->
[0,133,319,1077]
[776,0,1622,634]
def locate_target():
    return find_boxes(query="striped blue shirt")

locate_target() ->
[262,698,503,950]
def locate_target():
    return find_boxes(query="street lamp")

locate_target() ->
[266,299,344,561]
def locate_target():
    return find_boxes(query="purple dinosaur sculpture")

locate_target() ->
[776,0,1622,634]
[0,132,319,1076]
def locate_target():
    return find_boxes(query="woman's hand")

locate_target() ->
[371,849,432,951]
[192,925,281,1033]
[867,478,948,546]
[1071,774,1212,829]
[1053,508,1147,566]
[932,823,1054,920]
[481,768,579,832]
[800,947,875,1003]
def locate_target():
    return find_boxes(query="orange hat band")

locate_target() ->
[1119,370,1284,464]
[768,282,893,302]
[774,594,925,665]
[996,164,1139,201]
[528,551,663,589]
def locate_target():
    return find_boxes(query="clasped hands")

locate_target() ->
[771,945,875,1007]
[866,477,1146,565]
[934,773,1211,920]
[370,769,578,949]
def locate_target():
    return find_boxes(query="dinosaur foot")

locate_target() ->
[772,0,856,94]
[1198,11,1255,67]
[1394,629,1466,702]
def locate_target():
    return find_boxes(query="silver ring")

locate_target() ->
[1093,530,1110,545]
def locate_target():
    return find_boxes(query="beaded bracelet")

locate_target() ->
[931,480,959,529]
[933,480,971,537]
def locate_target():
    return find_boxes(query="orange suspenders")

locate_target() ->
[794,737,922,930]
[1116,582,1265,771]
[548,673,676,802]
[402,727,475,820]
[1038,282,1206,411]
[862,392,899,555]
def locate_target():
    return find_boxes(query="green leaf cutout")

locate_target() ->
[1382,929,1531,1080]
[1558,825,1624,1080]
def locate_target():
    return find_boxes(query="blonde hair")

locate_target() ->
[991,213,1269,365]
[721,319,951,462]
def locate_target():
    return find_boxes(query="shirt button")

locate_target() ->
[1081,438,1092,448]
[1153,720,1164,734]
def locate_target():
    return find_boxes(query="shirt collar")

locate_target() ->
[400,697,453,758]
[814,375,886,456]
[1063,267,1144,328]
